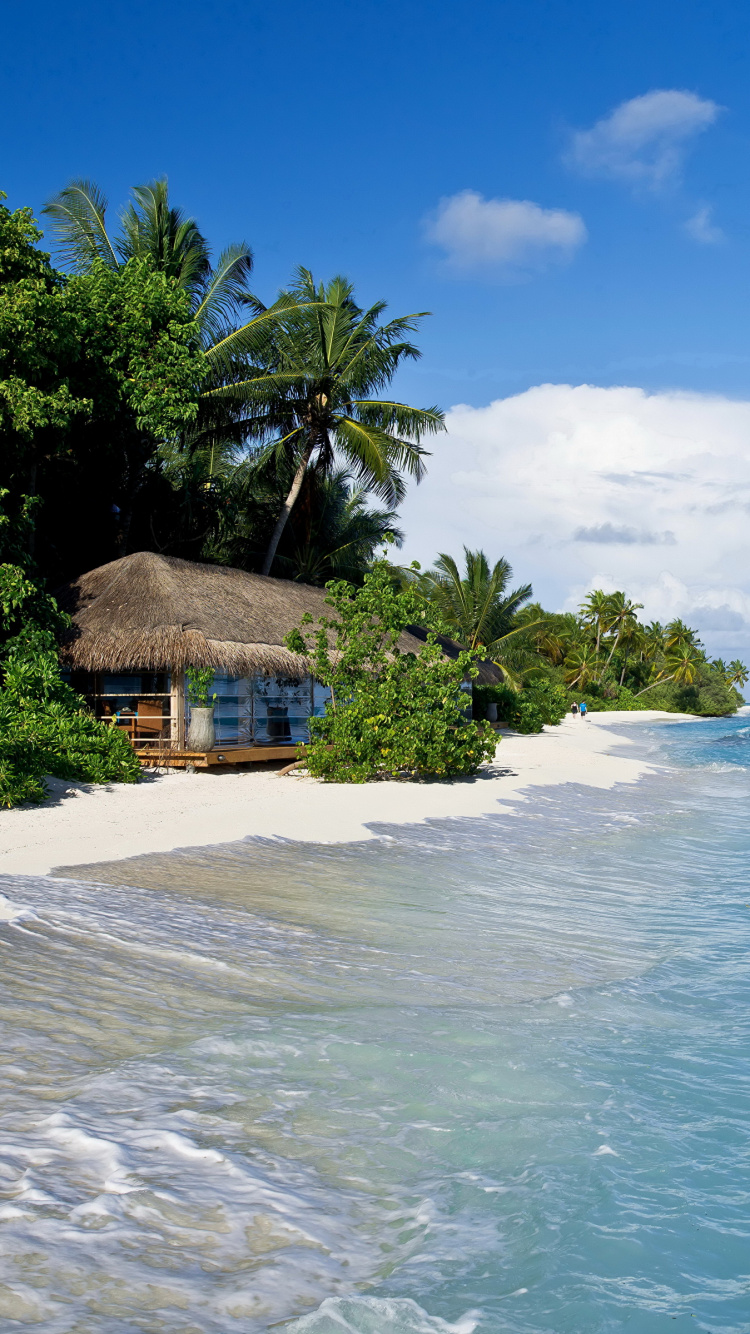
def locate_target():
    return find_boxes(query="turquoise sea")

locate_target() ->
[1,715,749,1332]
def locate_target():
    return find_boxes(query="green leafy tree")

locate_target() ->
[42,178,254,354]
[0,197,90,558]
[219,268,444,575]
[0,196,206,579]
[285,561,496,782]
[65,257,205,556]
[0,559,140,806]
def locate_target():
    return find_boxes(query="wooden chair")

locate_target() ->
[136,699,169,739]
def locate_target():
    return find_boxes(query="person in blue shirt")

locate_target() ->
[580,700,587,718]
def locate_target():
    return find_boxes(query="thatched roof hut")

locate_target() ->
[57,551,474,678]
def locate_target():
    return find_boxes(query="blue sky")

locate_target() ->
[4,0,750,659]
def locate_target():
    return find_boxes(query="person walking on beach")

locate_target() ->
[580,700,587,718]
[571,702,579,717]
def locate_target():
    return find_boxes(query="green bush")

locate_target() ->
[0,563,141,806]
[583,686,649,712]
[511,681,569,733]
[286,562,497,782]
[475,679,569,734]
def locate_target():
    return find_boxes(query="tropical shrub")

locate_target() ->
[285,562,497,782]
[512,681,569,734]
[0,563,140,806]
[582,686,648,712]
[474,680,568,733]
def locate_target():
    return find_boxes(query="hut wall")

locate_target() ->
[189,673,330,747]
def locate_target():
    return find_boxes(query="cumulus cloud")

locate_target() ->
[684,205,724,244]
[425,191,587,273]
[567,90,722,188]
[397,384,750,660]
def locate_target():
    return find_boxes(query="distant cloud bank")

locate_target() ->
[566,89,722,189]
[398,383,750,658]
[425,191,587,274]
[573,522,676,546]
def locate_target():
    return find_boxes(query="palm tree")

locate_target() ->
[213,268,444,575]
[727,659,749,689]
[604,592,644,665]
[580,589,614,655]
[616,619,645,687]
[636,642,703,696]
[424,549,534,654]
[41,179,323,555]
[564,643,599,690]
[664,618,699,652]
[275,469,403,585]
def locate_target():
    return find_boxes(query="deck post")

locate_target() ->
[170,667,186,748]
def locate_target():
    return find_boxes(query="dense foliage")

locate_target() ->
[285,562,497,782]
[0,196,205,582]
[410,551,746,728]
[2,188,434,589]
[515,592,746,717]
[0,561,139,807]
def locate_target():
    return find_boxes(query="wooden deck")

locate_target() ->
[134,744,303,770]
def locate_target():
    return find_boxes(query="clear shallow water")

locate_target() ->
[1,717,750,1332]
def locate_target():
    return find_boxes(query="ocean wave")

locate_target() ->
[283,1297,481,1334]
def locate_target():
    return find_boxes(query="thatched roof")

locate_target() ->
[57,551,470,678]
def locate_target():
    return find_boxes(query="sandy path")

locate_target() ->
[0,711,694,877]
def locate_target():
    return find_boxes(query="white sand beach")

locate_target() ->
[0,710,695,877]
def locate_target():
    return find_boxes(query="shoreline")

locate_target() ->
[0,710,697,878]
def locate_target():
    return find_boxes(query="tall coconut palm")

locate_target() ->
[212,268,444,575]
[41,179,321,552]
[580,589,614,655]
[727,659,749,688]
[604,592,644,665]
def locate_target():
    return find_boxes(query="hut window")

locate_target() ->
[181,673,333,748]
[251,675,322,746]
[207,674,253,745]
[67,671,171,740]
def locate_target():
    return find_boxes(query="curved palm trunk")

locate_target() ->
[635,673,674,697]
[261,439,315,577]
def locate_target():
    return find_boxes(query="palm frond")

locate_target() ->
[194,243,254,342]
[352,401,445,441]
[41,179,119,272]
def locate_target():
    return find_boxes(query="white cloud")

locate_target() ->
[567,90,722,188]
[684,205,724,244]
[398,384,750,660]
[425,191,587,273]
